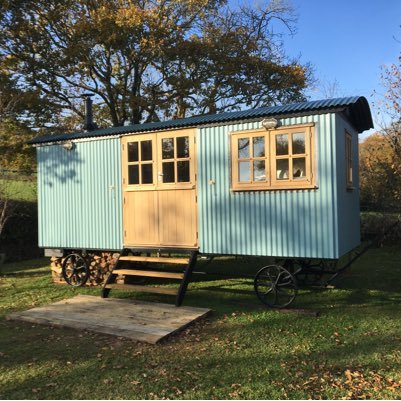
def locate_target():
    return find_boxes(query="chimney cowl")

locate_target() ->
[82,93,98,131]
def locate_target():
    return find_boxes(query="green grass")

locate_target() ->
[1,248,401,399]
[0,179,37,202]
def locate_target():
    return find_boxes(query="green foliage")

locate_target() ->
[1,248,401,399]
[360,212,401,245]
[0,0,312,128]
[359,133,401,211]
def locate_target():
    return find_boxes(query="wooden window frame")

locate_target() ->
[157,131,196,190]
[345,130,353,189]
[231,124,316,191]
[122,129,196,192]
[231,132,269,191]
[123,133,157,191]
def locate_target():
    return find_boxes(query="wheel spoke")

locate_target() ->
[254,264,297,308]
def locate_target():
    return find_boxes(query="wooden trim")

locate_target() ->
[230,123,315,137]
[345,130,353,189]
[118,256,190,264]
[230,125,315,191]
[111,269,184,279]
[156,129,196,190]
[122,134,157,191]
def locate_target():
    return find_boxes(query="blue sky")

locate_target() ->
[280,0,401,135]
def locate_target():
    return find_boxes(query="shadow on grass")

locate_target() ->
[0,258,48,275]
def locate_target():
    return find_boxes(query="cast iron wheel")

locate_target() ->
[254,264,298,308]
[62,253,90,287]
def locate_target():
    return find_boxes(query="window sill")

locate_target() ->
[231,184,318,192]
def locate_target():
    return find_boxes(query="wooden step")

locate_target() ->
[112,269,184,279]
[119,256,190,265]
[104,283,176,295]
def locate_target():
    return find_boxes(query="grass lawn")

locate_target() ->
[1,247,401,399]
[0,178,37,202]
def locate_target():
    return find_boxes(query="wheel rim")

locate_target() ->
[254,265,297,308]
[62,253,89,287]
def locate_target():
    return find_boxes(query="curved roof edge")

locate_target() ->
[28,96,374,145]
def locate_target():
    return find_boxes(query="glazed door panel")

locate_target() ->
[122,129,197,248]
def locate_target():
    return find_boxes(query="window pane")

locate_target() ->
[238,138,250,159]
[292,133,305,154]
[239,161,250,182]
[162,138,174,159]
[141,140,152,161]
[177,136,189,158]
[128,164,139,184]
[141,163,153,184]
[162,162,175,183]
[253,136,265,157]
[293,158,306,179]
[276,134,288,155]
[253,160,266,181]
[276,159,289,180]
[127,142,138,162]
[177,161,190,182]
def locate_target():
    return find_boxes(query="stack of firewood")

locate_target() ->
[50,251,120,286]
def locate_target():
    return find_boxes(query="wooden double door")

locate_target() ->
[122,129,198,248]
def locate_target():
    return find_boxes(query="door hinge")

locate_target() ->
[122,143,125,151]
[124,196,125,205]
[124,230,126,238]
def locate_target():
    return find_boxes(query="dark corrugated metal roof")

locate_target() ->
[28,96,373,145]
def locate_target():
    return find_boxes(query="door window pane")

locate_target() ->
[141,163,153,184]
[276,134,288,155]
[127,142,138,162]
[293,158,306,179]
[162,138,174,159]
[141,140,153,161]
[276,159,289,180]
[177,161,190,182]
[253,137,265,157]
[292,133,305,154]
[239,161,250,182]
[177,136,189,158]
[128,164,139,184]
[253,160,266,181]
[238,138,250,159]
[162,162,175,183]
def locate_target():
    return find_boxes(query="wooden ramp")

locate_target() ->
[7,295,211,344]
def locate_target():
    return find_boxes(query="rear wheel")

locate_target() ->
[62,253,90,287]
[254,264,297,308]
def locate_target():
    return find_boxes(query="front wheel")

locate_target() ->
[254,265,297,308]
[62,253,90,287]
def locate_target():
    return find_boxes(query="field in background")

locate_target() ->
[1,247,401,399]
[0,172,37,202]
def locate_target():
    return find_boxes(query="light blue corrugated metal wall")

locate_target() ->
[37,138,123,250]
[197,113,342,259]
[335,114,361,255]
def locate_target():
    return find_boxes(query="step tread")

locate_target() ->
[104,283,177,295]
[112,269,184,279]
[119,256,190,265]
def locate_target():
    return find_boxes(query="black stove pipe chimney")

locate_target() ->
[82,93,97,131]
